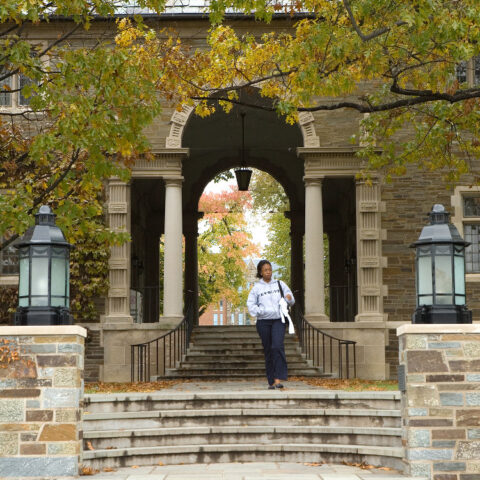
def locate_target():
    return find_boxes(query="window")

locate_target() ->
[0,243,19,275]
[0,70,12,107]
[0,71,37,109]
[213,313,218,326]
[238,313,244,325]
[219,313,223,325]
[453,191,480,274]
[456,56,480,86]
[219,300,223,309]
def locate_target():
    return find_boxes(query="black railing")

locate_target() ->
[130,294,194,382]
[292,305,356,379]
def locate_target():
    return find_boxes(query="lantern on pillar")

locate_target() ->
[410,204,472,324]
[14,205,73,325]
[234,112,252,191]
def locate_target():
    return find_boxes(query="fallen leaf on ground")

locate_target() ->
[86,441,94,451]
[80,466,99,476]
[102,467,116,472]
[158,462,164,466]
[131,465,139,468]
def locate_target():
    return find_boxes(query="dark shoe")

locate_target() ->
[268,385,275,390]
[275,383,284,389]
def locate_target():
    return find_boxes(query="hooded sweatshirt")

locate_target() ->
[247,277,295,320]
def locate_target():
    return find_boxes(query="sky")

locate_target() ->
[202,174,269,251]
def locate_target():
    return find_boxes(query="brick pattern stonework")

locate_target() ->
[398,324,480,480]
[0,326,86,478]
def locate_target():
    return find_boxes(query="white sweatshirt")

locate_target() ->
[247,278,295,320]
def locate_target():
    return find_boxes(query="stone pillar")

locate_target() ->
[143,231,160,323]
[398,324,480,479]
[163,178,183,320]
[287,211,304,311]
[355,179,386,322]
[304,177,328,322]
[184,212,202,326]
[0,326,86,478]
[105,179,132,324]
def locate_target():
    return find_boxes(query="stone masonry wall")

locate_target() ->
[398,324,480,480]
[382,169,480,325]
[0,326,86,478]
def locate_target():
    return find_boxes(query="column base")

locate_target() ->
[159,315,184,329]
[304,314,329,326]
[102,315,134,324]
[355,313,385,322]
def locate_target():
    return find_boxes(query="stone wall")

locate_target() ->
[398,324,480,480]
[0,326,86,478]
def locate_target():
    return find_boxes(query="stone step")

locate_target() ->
[84,392,401,413]
[84,425,403,449]
[82,443,405,470]
[83,408,401,430]
[186,348,301,355]
[176,361,313,369]
[190,338,299,345]
[163,368,324,381]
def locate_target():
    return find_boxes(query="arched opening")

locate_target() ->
[182,92,305,324]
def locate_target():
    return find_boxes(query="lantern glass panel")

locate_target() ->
[30,246,49,306]
[454,254,466,305]
[434,255,453,304]
[18,251,29,307]
[418,254,433,297]
[51,257,66,306]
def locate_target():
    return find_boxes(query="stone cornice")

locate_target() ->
[397,324,480,336]
[0,325,87,337]
[131,149,188,179]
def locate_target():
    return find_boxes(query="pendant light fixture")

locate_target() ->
[234,112,253,191]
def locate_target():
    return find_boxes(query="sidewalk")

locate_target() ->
[84,461,423,479]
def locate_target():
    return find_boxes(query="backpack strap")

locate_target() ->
[277,280,285,298]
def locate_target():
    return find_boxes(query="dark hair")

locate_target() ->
[256,260,272,279]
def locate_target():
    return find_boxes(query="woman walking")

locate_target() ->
[247,260,295,389]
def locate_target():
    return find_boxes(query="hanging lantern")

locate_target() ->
[234,112,252,191]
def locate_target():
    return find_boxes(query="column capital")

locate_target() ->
[355,176,380,186]
[304,176,324,187]
[164,177,184,187]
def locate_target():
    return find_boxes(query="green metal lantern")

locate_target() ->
[411,204,472,324]
[14,206,72,325]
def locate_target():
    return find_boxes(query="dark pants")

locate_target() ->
[256,318,288,385]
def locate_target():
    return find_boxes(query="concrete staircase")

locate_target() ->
[82,390,404,470]
[83,328,104,383]
[162,325,325,378]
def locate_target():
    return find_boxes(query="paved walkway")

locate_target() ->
[84,462,422,479]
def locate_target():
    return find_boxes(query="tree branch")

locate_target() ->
[343,0,407,42]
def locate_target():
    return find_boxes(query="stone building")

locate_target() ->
[1,9,479,382]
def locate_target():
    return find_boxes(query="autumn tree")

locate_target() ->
[116,0,480,183]
[198,186,259,317]
[0,1,165,320]
[249,170,291,285]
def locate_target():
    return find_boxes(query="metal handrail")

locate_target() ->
[292,304,357,379]
[130,293,194,382]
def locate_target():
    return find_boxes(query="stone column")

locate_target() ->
[355,179,386,322]
[0,326,86,478]
[184,212,202,326]
[104,179,132,324]
[163,178,183,320]
[304,178,328,322]
[143,230,160,323]
[286,211,304,311]
[398,324,480,479]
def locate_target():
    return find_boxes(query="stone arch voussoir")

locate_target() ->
[165,105,320,148]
